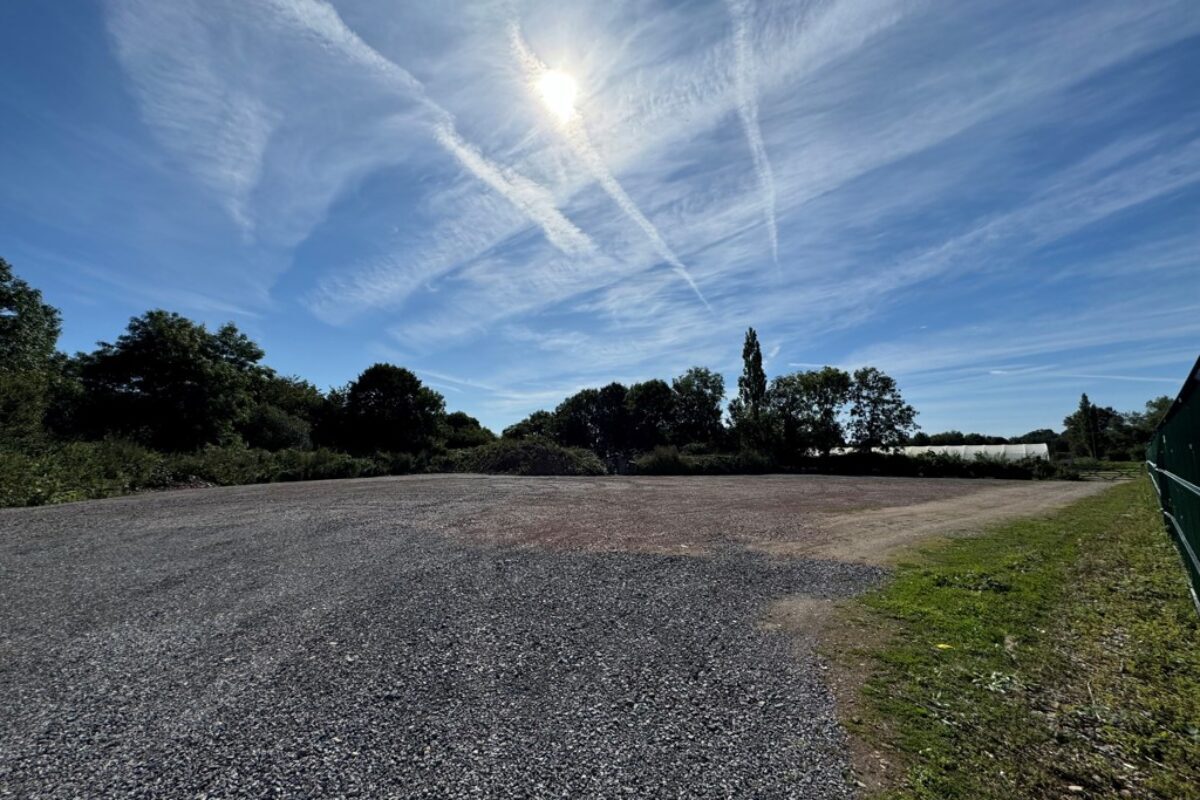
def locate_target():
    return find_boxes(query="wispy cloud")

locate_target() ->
[88,0,1200,435]
[725,0,778,264]
[433,125,595,257]
[106,0,278,233]
[262,0,596,259]
[511,23,710,310]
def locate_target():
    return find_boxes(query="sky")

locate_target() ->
[1,0,1197,436]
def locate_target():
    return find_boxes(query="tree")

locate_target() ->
[729,328,773,451]
[0,259,62,448]
[241,373,324,451]
[552,389,601,451]
[768,367,853,458]
[671,367,725,448]
[546,383,631,467]
[626,379,677,451]
[442,411,496,449]
[503,410,556,441]
[241,404,312,451]
[848,367,918,451]
[1121,396,1172,444]
[1063,393,1119,459]
[76,311,265,451]
[0,258,60,372]
[1010,428,1058,444]
[340,364,445,455]
[593,382,631,462]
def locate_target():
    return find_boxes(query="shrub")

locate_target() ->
[631,447,772,475]
[436,439,605,476]
[632,446,687,475]
[162,445,392,485]
[241,404,312,451]
[0,439,166,507]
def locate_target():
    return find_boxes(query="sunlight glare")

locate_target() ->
[537,69,578,123]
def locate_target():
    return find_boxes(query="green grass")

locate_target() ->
[840,480,1200,799]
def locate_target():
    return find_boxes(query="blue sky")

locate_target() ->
[2,0,1197,435]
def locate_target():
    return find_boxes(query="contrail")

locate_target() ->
[511,25,711,310]
[260,0,595,257]
[726,0,779,264]
[434,125,595,256]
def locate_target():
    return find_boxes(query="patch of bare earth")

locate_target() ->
[451,474,1012,556]
[756,480,1110,565]
[447,475,1109,564]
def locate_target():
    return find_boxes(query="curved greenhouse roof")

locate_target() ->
[896,444,1050,461]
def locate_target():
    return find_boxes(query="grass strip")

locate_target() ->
[836,480,1200,799]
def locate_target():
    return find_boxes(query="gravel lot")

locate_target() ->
[0,475,1102,798]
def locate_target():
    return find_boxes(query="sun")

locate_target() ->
[536,69,578,123]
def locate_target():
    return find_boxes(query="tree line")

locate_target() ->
[502,328,923,470]
[0,258,1171,481]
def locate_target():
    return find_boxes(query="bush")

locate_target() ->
[435,439,605,476]
[162,445,397,486]
[241,404,312,451]
[0,439,166,507]
[632,445,687,474]
[632,447,772,475]
[628,449,1076,479]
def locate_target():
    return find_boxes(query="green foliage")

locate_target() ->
[768,366,853,459]
[441,411,496,449]
[0,259,62,447]
[165,445,391,485]
[671,367,725,448]
[241,403,312,451]
[547,383,632,466]
[841,481,1200,799]
[626,379,677,451]
[502,409,557,440]
[632,446,772,475]
[849,366,919,451]
[74,310,265,451]
[0,440,166,507]
[916,430,1009,445]
[730,327,770,450]
[0,370,51,449]
[435,438,605,475]
[1063,393,1118,458]
[337,363,445,455]
[0,264,1177,505]
[0,257,61,373]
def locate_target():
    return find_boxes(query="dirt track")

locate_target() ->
[442,474,1108,560]
[0,475,1111,798]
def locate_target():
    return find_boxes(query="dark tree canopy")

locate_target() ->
[848,366,918,451]
[730,328,773,451]
[76,311,265,451]
[503,410,556,441]
[240,373,325,451]
[1063,393,1121,458]
[340,364,445,455]
[0,262,1178,476]
[0,259,63,446]
[768,366,853,457]
[626,379,677,451]
[593,382,631,460]
[731,327,767,421]
[442,411,496,449]
[553,389,601,451]
[671,367,725,447]
[0,258,61,373]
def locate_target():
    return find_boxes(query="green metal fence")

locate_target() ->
[1146,355,1200,611]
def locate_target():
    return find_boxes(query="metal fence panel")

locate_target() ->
[1147,355,1200,610]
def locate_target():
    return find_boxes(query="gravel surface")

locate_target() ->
[0,474,1081,798]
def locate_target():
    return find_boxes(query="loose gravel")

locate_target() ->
[0,474,1084,798]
